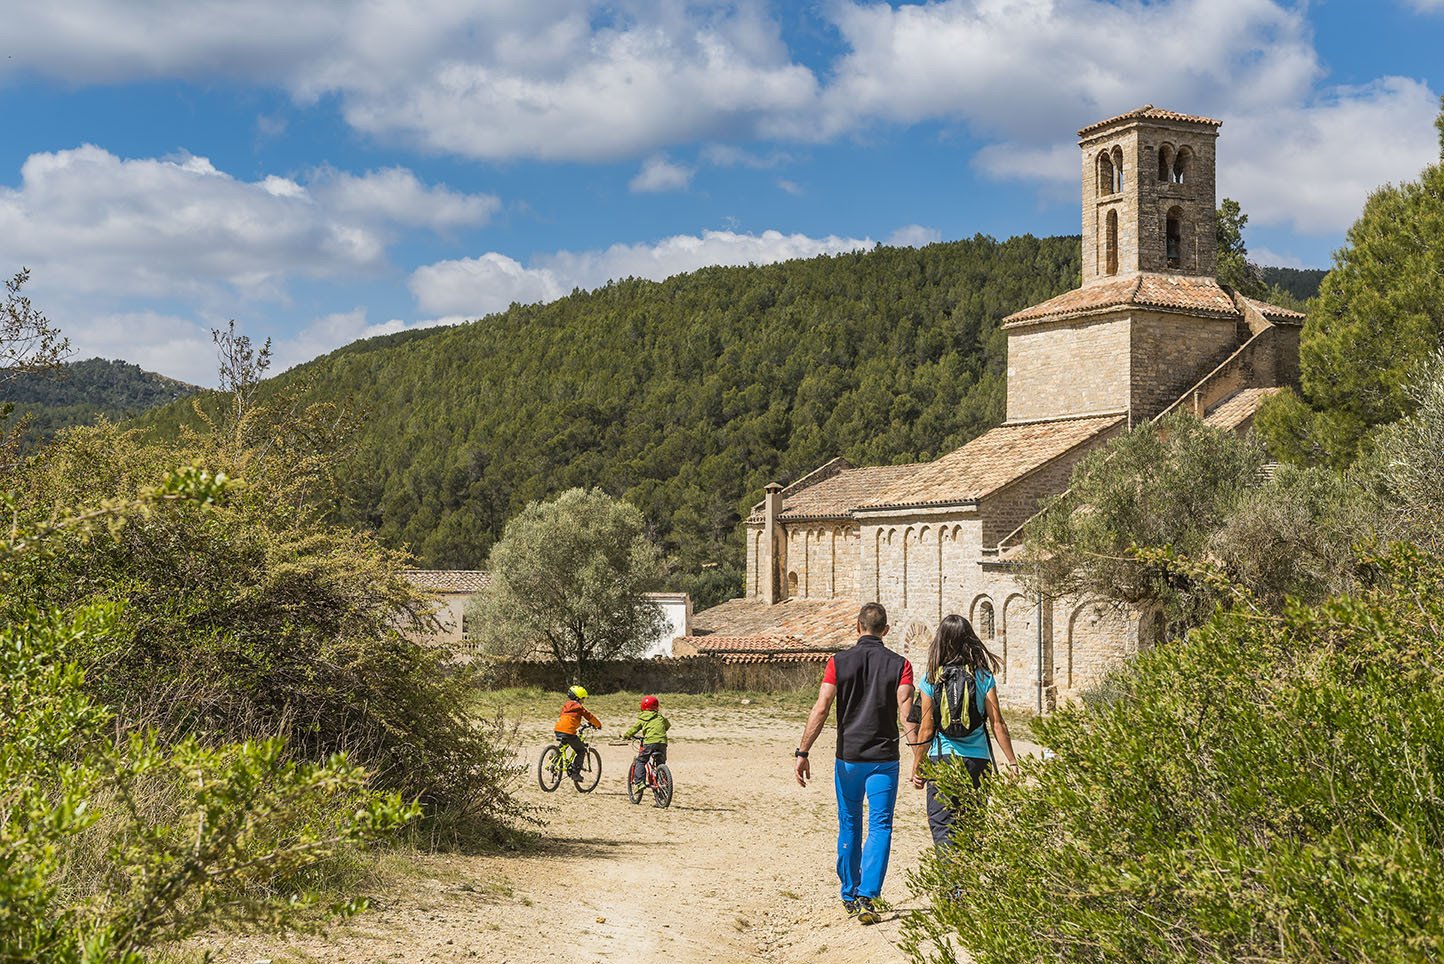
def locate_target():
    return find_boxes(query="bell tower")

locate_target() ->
[1079,105,1221,285]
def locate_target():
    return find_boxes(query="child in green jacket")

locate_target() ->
[624,695,670,788]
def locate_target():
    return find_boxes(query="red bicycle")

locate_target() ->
[618,740,673,808]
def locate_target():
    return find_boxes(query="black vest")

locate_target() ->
[833,636,907,763]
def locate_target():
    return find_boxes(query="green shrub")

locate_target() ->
[905,545,1444,963]
[2,426,528,841]
[0,605,418,961]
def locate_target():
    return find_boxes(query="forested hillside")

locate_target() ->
[144,236,1081,605]
[5,357,196,443]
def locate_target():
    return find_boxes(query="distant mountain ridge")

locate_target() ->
[5,357,198,444]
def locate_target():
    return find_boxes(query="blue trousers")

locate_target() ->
[833,759,900,902]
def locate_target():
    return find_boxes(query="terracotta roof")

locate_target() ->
[403,569,490,593]
[1004,273,1242,326]
[687,597,860,652]
[748,464,920,522]
[1239,294,1306,324]
[858,414,1125,511]
[713,651,832,665]
[1079,105,1222,137]
[1204,387,1282,432]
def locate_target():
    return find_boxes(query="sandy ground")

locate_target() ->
[209,703,1034,964]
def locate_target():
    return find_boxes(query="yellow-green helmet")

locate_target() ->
[568,685,589,700]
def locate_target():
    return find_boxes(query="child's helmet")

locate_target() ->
[569,685,589,700]
[640,695,659,711]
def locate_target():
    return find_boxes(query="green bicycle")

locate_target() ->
[538,723,602,793]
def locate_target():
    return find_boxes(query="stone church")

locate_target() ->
[681,106,1305,712]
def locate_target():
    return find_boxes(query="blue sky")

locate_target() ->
[1,0,1441,385]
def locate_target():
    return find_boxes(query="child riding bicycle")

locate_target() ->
[555,685,602,781]
[623,695,669,791]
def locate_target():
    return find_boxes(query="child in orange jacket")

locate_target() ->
[555,685,602,780]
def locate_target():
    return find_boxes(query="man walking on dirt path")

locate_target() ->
[794,602,917,925]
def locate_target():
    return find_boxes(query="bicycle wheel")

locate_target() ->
[537,745,562,792]
[627,760,644,804]
[574,747,602,793]
[653,764,674,808]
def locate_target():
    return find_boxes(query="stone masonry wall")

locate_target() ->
[1130,311,1242,421]
[1006,317,1131,421]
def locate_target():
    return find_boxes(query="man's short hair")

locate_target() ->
[857,602,888,635]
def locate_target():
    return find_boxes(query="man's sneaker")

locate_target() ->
[856,897,881,925]
[843,899,861,919]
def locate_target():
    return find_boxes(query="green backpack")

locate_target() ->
[933,663,985,739]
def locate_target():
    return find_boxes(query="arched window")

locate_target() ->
[1165,206,1183,268]
[977,600,995,641]
[1111,146,1124,193]
[1157,144,1174,182]
[786,571,798,598]
[1105,209,1119,276]
[1172,147,1191,184]
[1097,151,1115,195]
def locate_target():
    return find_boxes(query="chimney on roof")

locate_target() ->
[762,482,786,605]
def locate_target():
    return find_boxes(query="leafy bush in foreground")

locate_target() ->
[2,424,528,842]
[906,545,1444,963]
[0,477,418,960]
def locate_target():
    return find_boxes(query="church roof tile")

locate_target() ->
[1078,104,1223,137]
[858,414,1125,510]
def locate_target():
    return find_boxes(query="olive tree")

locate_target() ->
[467,487,667,682]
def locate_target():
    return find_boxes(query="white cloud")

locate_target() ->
[59,310,218,386]
[776,179,803,196]
[0,1,819,163]
[308,167,499,229]
[1249,247,1307,270]
[410,228,877,317]
[629,155,694,193]
[1406,0,1444,11]
[886,225,942,248]
[1222,78,1441,234]
[0,146,496,306]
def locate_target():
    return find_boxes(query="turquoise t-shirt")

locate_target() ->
[918,667,994,760]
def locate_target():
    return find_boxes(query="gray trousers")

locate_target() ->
[924,756,991,847]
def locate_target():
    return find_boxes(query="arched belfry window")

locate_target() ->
[1105,209,1119,276]
[1111,147,1124,192]
[1157,144,1174,182]
[1172,147,1192,184]
[1097,151,1115,195]
[1165,206,1183,268]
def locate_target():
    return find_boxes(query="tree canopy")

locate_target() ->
[466,487,667,682]
[1259,97,1444,467]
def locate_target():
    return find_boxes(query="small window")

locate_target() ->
[1157,144,1174,182]
[786,571,798,598]
[1111,147,1124,193]
[977,601,995,640]
[1105,209,1119,276]
[1165,207,1183,268]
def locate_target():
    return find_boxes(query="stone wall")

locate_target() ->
[480,655,824,693]
[1130,311,1242,421]
[1006,317,1131,421]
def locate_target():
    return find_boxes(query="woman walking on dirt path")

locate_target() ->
[795,602,917,925]
[909,614,1019,847]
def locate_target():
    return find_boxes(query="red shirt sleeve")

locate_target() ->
[822,656,837,686]
[899,660,914,687]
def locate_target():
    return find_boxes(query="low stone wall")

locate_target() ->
[478,655,823,694]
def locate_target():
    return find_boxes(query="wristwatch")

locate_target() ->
[793,748,809,759]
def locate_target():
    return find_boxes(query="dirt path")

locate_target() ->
[213,705,1032,963]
